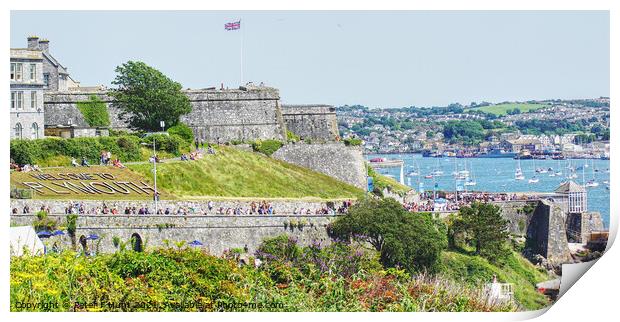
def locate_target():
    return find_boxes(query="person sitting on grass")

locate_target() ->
[180,154,189,161]
[81,157,90,167]
[71,157,79,167]
[112,158,126,168]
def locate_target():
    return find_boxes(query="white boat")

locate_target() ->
[585,180,599,188]
[548,172,556,177]
[408,171,419,176]
[603,180,609,184]
[528,177,539,184]
[536,167,548,174]
[431,170,444,176]
[464,179,477,186]
[515,159,525,180]
[464,160,477,186]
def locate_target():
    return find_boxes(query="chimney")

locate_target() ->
[27,36,39,49]
[38,39,49,53]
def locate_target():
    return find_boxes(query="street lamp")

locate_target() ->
[141,140,158,214]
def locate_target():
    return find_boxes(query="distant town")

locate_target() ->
[337,98,610,159]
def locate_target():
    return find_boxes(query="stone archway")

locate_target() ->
[130,233,143,252]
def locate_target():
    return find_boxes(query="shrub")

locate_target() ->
[286,130,300,143]
[251,139,283,156]
[344,137,363,146]
[141,134,184,155]
[167,123,194,144]
[10,139,38,165]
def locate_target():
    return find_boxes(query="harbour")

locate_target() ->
[367,153,611,228]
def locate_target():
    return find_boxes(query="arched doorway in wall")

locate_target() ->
[130,233,143,252]
[79,235,88,254]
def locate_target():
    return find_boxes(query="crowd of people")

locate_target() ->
[11,199,352,217]
[10,162,41,172]
[403,192,528,212]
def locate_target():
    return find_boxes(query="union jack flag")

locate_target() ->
[225,21,241,31]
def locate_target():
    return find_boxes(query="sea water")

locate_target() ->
[367,154,611,228]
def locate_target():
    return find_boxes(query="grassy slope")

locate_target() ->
[127,146,364,200]
[468,103,548,116]
[11,146,364,200]
[439,251,551,310]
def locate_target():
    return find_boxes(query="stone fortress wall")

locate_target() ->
[10,198,602,266]
[280,104,339,141]
[272,142,367,189]
[10,213,334,255]
[44,85,288,142]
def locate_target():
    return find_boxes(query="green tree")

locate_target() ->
[329,198,446,272]
[110,61,191,132]
[442,120,485,146]
[452,202,510,263]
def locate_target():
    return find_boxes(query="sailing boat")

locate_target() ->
[554,159,562,176]
[528,159,539,184]
[431,159,444,176]
[408,159,420,176]
[515,158,525,180]
[585,158,599,187]
[464,160,477,186]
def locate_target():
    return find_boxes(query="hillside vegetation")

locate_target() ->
[439,251,549,310]
[128,146,364,199]
[10,237,519,312]
[11,146,363,200]
[468,103,548,116]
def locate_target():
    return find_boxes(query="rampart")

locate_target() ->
[10,213,334,255]
[272,142,367,189]
[43,86,288,142]
[10,198,596,266]
[280,104,339,141]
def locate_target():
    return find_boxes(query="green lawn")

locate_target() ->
[468,103,548,116]
[127,146,364,200]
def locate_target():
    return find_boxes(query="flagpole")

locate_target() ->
[240,19,244,85]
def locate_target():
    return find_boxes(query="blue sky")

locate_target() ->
[11,11,609,108]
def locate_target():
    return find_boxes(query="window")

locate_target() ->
[29,64,37,81]
[14,123,22,139]
[11,91,23,110]
[30,91,37,109]
[15,92,23,110]
[10,63,23,81]
[43,73,50,87]
[31,123,39,139]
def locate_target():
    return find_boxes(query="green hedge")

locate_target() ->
[10,136,143,165]
[10,134,190,165]
[141,134,185,155]
[167,123,194,144]
[251,139,284,156]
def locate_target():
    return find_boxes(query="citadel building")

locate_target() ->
[10,36,365,189]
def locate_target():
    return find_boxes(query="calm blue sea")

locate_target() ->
[367,154,611,228]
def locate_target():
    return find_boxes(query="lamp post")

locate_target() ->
[141,140,158,214]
